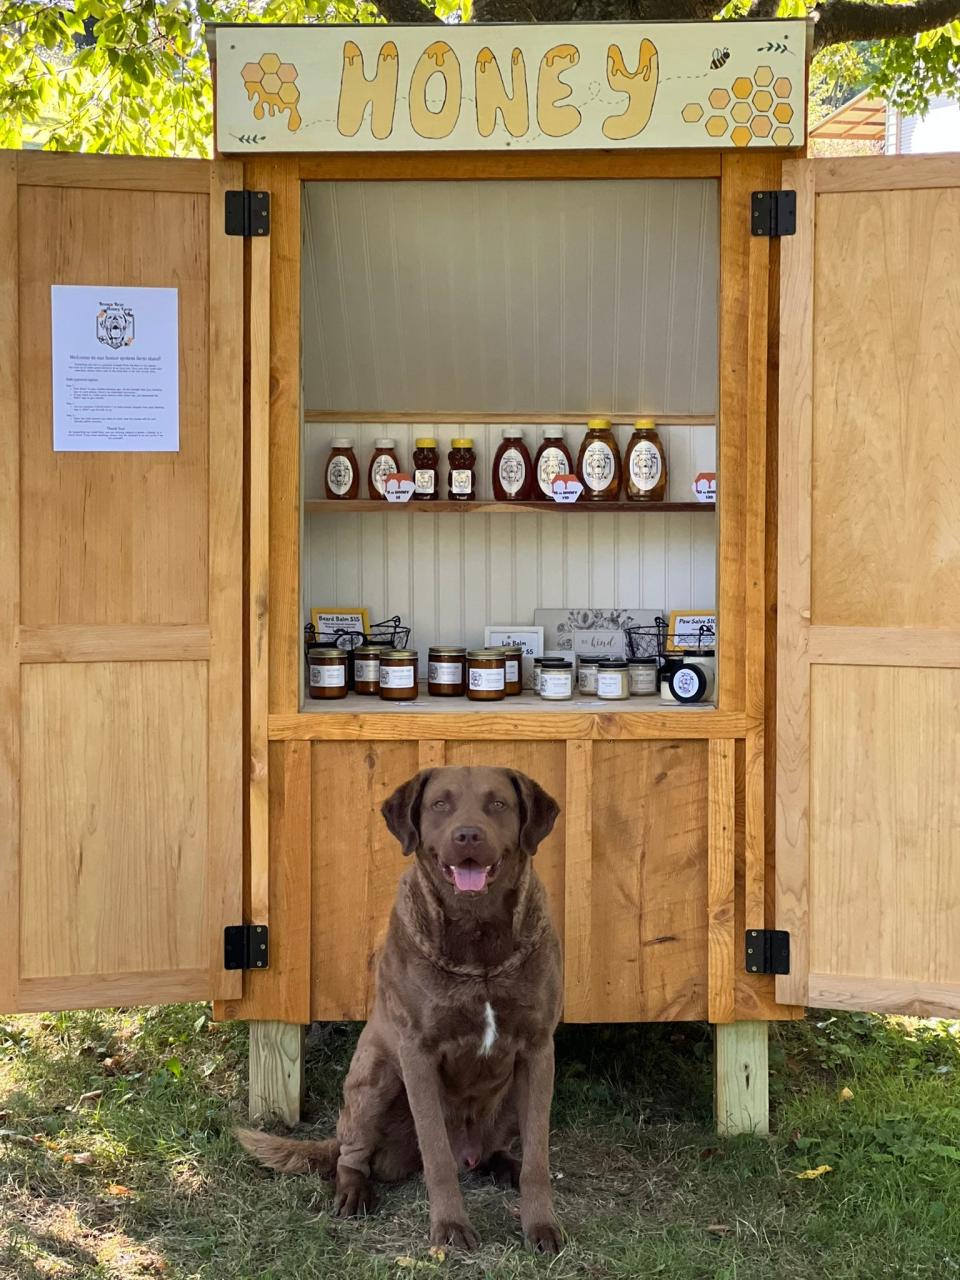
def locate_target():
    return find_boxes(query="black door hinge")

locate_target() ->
[751,190,796,238]
[745,929,790,975]
[224,924,269,970]
[225,190,270,237]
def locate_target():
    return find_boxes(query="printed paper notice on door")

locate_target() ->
[51,284,180,452]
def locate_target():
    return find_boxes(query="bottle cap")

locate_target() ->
[587,417,612,431]
[540,425,564,439]
[374,437,397,449]
[331,437,355,448]
[414,437,438,449]
[451,438,474,448]
[501,426,525,440]
[634,418,656,431]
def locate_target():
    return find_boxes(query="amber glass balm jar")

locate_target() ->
[427,646,467,697]
[466,649,506,700]
[353,645,384,695]
[379,649,419,701]
[307,647,348,700]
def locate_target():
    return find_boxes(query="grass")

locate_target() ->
[2,1009,960,1279]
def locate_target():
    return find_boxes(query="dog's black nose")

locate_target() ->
[452,826,482,847]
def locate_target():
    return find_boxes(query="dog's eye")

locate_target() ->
[491,800,505,810]
[432,800,448,811]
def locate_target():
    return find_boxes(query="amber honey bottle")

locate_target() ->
[492,428,533,501]
[624,419,667,502]
[576,418,622,502]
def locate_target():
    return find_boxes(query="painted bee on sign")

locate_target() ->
[710,47,731,71]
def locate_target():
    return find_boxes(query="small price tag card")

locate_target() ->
[551,474,584,504]
[384,475,416,503]
[692,471,716,503]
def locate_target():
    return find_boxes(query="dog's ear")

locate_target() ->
[382,770,434,855]
[508,771,559,856]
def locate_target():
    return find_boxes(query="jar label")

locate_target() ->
[451,469,473,495]
[582,441,615,492]
[537,446,568,496]
[540,670,572,697]
[629,666,657,694]
[371,454,398,495]
[578,669,598,694]
[354,658,380,682]
[414,469,435,495]
[672,666,705,701]
[468,667,504,691]
[428,661,462,684]
[380,665,415,689]
[597,670,627,697]
[327,455,354,497]
[309,664,345,688]
[629,440,662,492]
[498,448,526,496]
[504,659,520,683]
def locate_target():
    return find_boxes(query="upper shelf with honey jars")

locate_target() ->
[303,418,717,516]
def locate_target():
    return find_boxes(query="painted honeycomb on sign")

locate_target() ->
[680,63,794,147]
[242,53,302,132]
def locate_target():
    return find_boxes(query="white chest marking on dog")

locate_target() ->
[479,1002,498,1056]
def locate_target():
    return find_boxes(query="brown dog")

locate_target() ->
[237,766,563,1253]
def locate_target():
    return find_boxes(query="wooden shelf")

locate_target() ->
[304,499,714,515]
[298,689,714,715]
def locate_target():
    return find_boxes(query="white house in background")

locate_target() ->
[810,88,960,153]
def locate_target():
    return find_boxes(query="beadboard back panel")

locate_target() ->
[301,179,718,417]
[302,422,716,661]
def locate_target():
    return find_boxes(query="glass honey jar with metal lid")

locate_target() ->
[353,645,386,696]
[307,646,348,700]
[466,648,506,701]
[492,644,524,695]
[379,649,419,701]
[576,418,622,502]
[427,646,466,697]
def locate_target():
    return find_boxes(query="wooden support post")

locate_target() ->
[249,1020,305,1128]
[714,1021,769,1136]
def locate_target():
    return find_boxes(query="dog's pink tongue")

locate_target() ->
[452,862,488,892]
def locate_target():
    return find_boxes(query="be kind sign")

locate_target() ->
[213,22,807,153]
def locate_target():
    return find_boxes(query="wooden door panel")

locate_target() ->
[777,156,960,1017]
[0,152,243,1013]
[811,186,960,630]
[18,186,210,628]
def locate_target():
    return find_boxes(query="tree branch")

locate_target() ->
[367,0,441,22]
[813,0,960,49]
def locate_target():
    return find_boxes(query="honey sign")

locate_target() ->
[212,21,808,153]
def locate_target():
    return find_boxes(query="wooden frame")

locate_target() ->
[219,145,791,1055]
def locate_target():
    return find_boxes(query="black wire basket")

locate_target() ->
[624,616,716,662]
[303,615,411,660]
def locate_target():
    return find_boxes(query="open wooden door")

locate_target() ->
[0,152,244,1013]
[777,155,960,1016]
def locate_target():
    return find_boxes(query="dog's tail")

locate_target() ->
[235,1127,339,1176]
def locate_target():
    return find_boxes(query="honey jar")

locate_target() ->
[577,418,622,502]
[368,438,400,500]
[307,646,348,700]
[466,649,506,701]
[353,645,385,696]
[379,649,419,701]
[494,644,524,695]
[324,439,359,500]
[428,646,467,697]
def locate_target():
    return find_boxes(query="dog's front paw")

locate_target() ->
[333,1170,374,1217]
[523,1218,563,1254]
[431,1217,480,1251]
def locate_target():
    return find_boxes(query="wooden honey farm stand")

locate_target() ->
[3,19,959,1137]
